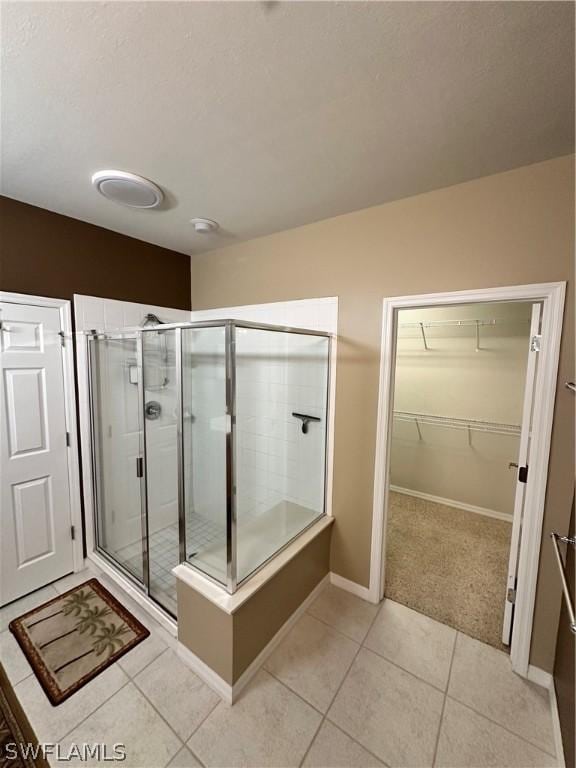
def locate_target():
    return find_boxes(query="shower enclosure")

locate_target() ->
[87,320,331,617]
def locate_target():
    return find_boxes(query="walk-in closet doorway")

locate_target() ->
[371,283,565,677]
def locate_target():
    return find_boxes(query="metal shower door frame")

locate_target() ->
[87,318,332,601]
[87,332,151,596]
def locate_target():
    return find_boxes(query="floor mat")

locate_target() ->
[0,663,48,768]
[9,579,149,705]
[385,491,512,650]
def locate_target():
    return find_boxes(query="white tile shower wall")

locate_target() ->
[235,329,329,520]
[182,326,227,531]
[189,298,337,526]
[74,295,191,552]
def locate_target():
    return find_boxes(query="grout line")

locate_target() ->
[360,635,455,695]
[122,643,171,681]
[431,629,458,767]
[444,693,558,760]
[358,638,454,697]
[326,719,392,768]
[130,670,217,768]
[304,608,376,646]
[298,594,386,767]
[57,675,134,745]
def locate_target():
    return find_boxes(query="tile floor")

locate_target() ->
[0,569,559,767]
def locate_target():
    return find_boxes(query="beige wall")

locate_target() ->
[191,156,575,671]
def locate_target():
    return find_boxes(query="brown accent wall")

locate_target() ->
[177,524,332,685]
[0,197,191,309]
[190,156,575,672]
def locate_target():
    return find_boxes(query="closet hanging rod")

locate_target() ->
[393,410,522,436]
[397,318,529,329]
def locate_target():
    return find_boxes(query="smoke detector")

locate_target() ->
[91,170,164,209]
[190,218,219,234]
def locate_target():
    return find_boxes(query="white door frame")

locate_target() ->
[370,282,566,677]
[0,291,84,575]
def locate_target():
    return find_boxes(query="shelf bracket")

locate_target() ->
[419,323,429,350]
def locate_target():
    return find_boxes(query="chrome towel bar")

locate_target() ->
[550,532,576,635]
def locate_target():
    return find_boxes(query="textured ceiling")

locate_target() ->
[1,1,574,256]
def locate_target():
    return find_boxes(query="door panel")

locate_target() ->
[5,368,49,456]
[89,336,146,583]
[0,302,74,605]
[143,328,179,616]
[13,475,54,565]
[502,302,542,645]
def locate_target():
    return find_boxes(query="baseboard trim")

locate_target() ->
[177,641,233,703]
[330,572,378,603]
[549,680,566,768]
[526,664,553,689]
[390,485,512,523]
[177,573,331,704]
[525,664,565,766]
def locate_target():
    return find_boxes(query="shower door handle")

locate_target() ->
[136,457,144,478]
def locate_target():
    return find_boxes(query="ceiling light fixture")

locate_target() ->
[91,170,164,209]
[190,218,219,234]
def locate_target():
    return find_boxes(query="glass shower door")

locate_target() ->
[89,336,146,584]
[142,328,180,616]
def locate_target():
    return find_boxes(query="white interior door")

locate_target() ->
[0,301,74,606]
[502,302,542,645]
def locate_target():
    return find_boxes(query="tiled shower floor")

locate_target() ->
[115,513,225,616]
[114,502,319,616]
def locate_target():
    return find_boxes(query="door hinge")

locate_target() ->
[136,457,144,478]
[518,465,529,484]
[530,334,541,352]
[507,587,516,604]
[58,330,66,347]
[66,431,71,447]
[70,525,76,540]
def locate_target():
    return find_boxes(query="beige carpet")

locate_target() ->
[385,491,512,650]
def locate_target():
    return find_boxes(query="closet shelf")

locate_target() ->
[393,410,521,438]
[397,318,530,352]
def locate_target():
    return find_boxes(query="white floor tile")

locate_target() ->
[307,583,379,643]
[303,721,385,767]
[328,648,444,767]
[448,633,555,755]
[265,613,359,712]
[364,599,456,690]
[0,630,32,685]
[53,566,101,595]
[436,698,557,767]
[134,649,220,741]
[189,670,322,767]
[118,629,168,678]
[14,663,128,743]
[55,682,181,767]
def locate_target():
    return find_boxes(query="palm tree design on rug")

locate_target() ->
[92,623,130,657]
[52,621,130,676]
[26,588,98,630]
[37,605,113,650]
